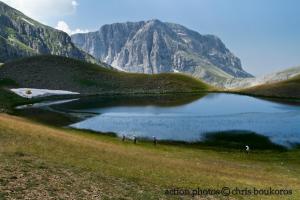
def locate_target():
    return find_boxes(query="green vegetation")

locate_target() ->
[0,55,212,95]
[0,79,30,113]
[239,75,300,99]
[0,114,299,199]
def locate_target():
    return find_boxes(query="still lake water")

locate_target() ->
[55,93,300,146]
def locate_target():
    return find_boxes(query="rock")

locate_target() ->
[72,19,253,85]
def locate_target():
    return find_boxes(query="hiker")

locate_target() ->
[245,145,250,154]
[153,136,157,146]
[133,136,137,144]
[122,135,126,142]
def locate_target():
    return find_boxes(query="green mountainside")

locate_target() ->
[0,55,211,95]
[0,1,97,64]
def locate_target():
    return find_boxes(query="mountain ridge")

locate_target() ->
[0,1,98,64]
[72,19,253,85]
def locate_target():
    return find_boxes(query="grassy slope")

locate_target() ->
[0,114,299,199]
[0,79,31,112]
[0,55,211,95]
[239,75,300,99]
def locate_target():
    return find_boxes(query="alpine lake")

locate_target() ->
[16,93,300,149]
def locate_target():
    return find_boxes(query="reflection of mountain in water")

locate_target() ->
[51,93,207,111]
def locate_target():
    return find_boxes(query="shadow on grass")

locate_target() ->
[202,130,286,151]
[159,130,287,152]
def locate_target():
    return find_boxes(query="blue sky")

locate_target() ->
[4,0,300,76]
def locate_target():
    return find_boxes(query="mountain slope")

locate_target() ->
[240,74,300,98]
[224,66,300,89]
[0,1,97,63]
[0,55,211,95]
[71,19,253,84]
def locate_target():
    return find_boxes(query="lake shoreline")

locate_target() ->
[13,92,300,150]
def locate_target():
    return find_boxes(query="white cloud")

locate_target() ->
[55,20,89,35]
[2,0,78,21]
[71,1,79,7]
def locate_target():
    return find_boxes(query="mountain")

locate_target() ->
[224,66,300,89]
[0,1,97,64]
[0,55,211,95]
[240,74,300,98]
[71,19,253,84]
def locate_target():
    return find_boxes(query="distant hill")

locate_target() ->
[0,55,211,95]
[0,1,97,64]
[240,74,300,98]
[71,19,253,85]
[224,66,300,89]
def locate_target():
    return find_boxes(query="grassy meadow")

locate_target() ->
[0,114,300,199]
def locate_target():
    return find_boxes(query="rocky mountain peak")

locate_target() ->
[71,20,252,84]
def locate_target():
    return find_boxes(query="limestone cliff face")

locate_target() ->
[72,19,253,83]
[0,1,97,64]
